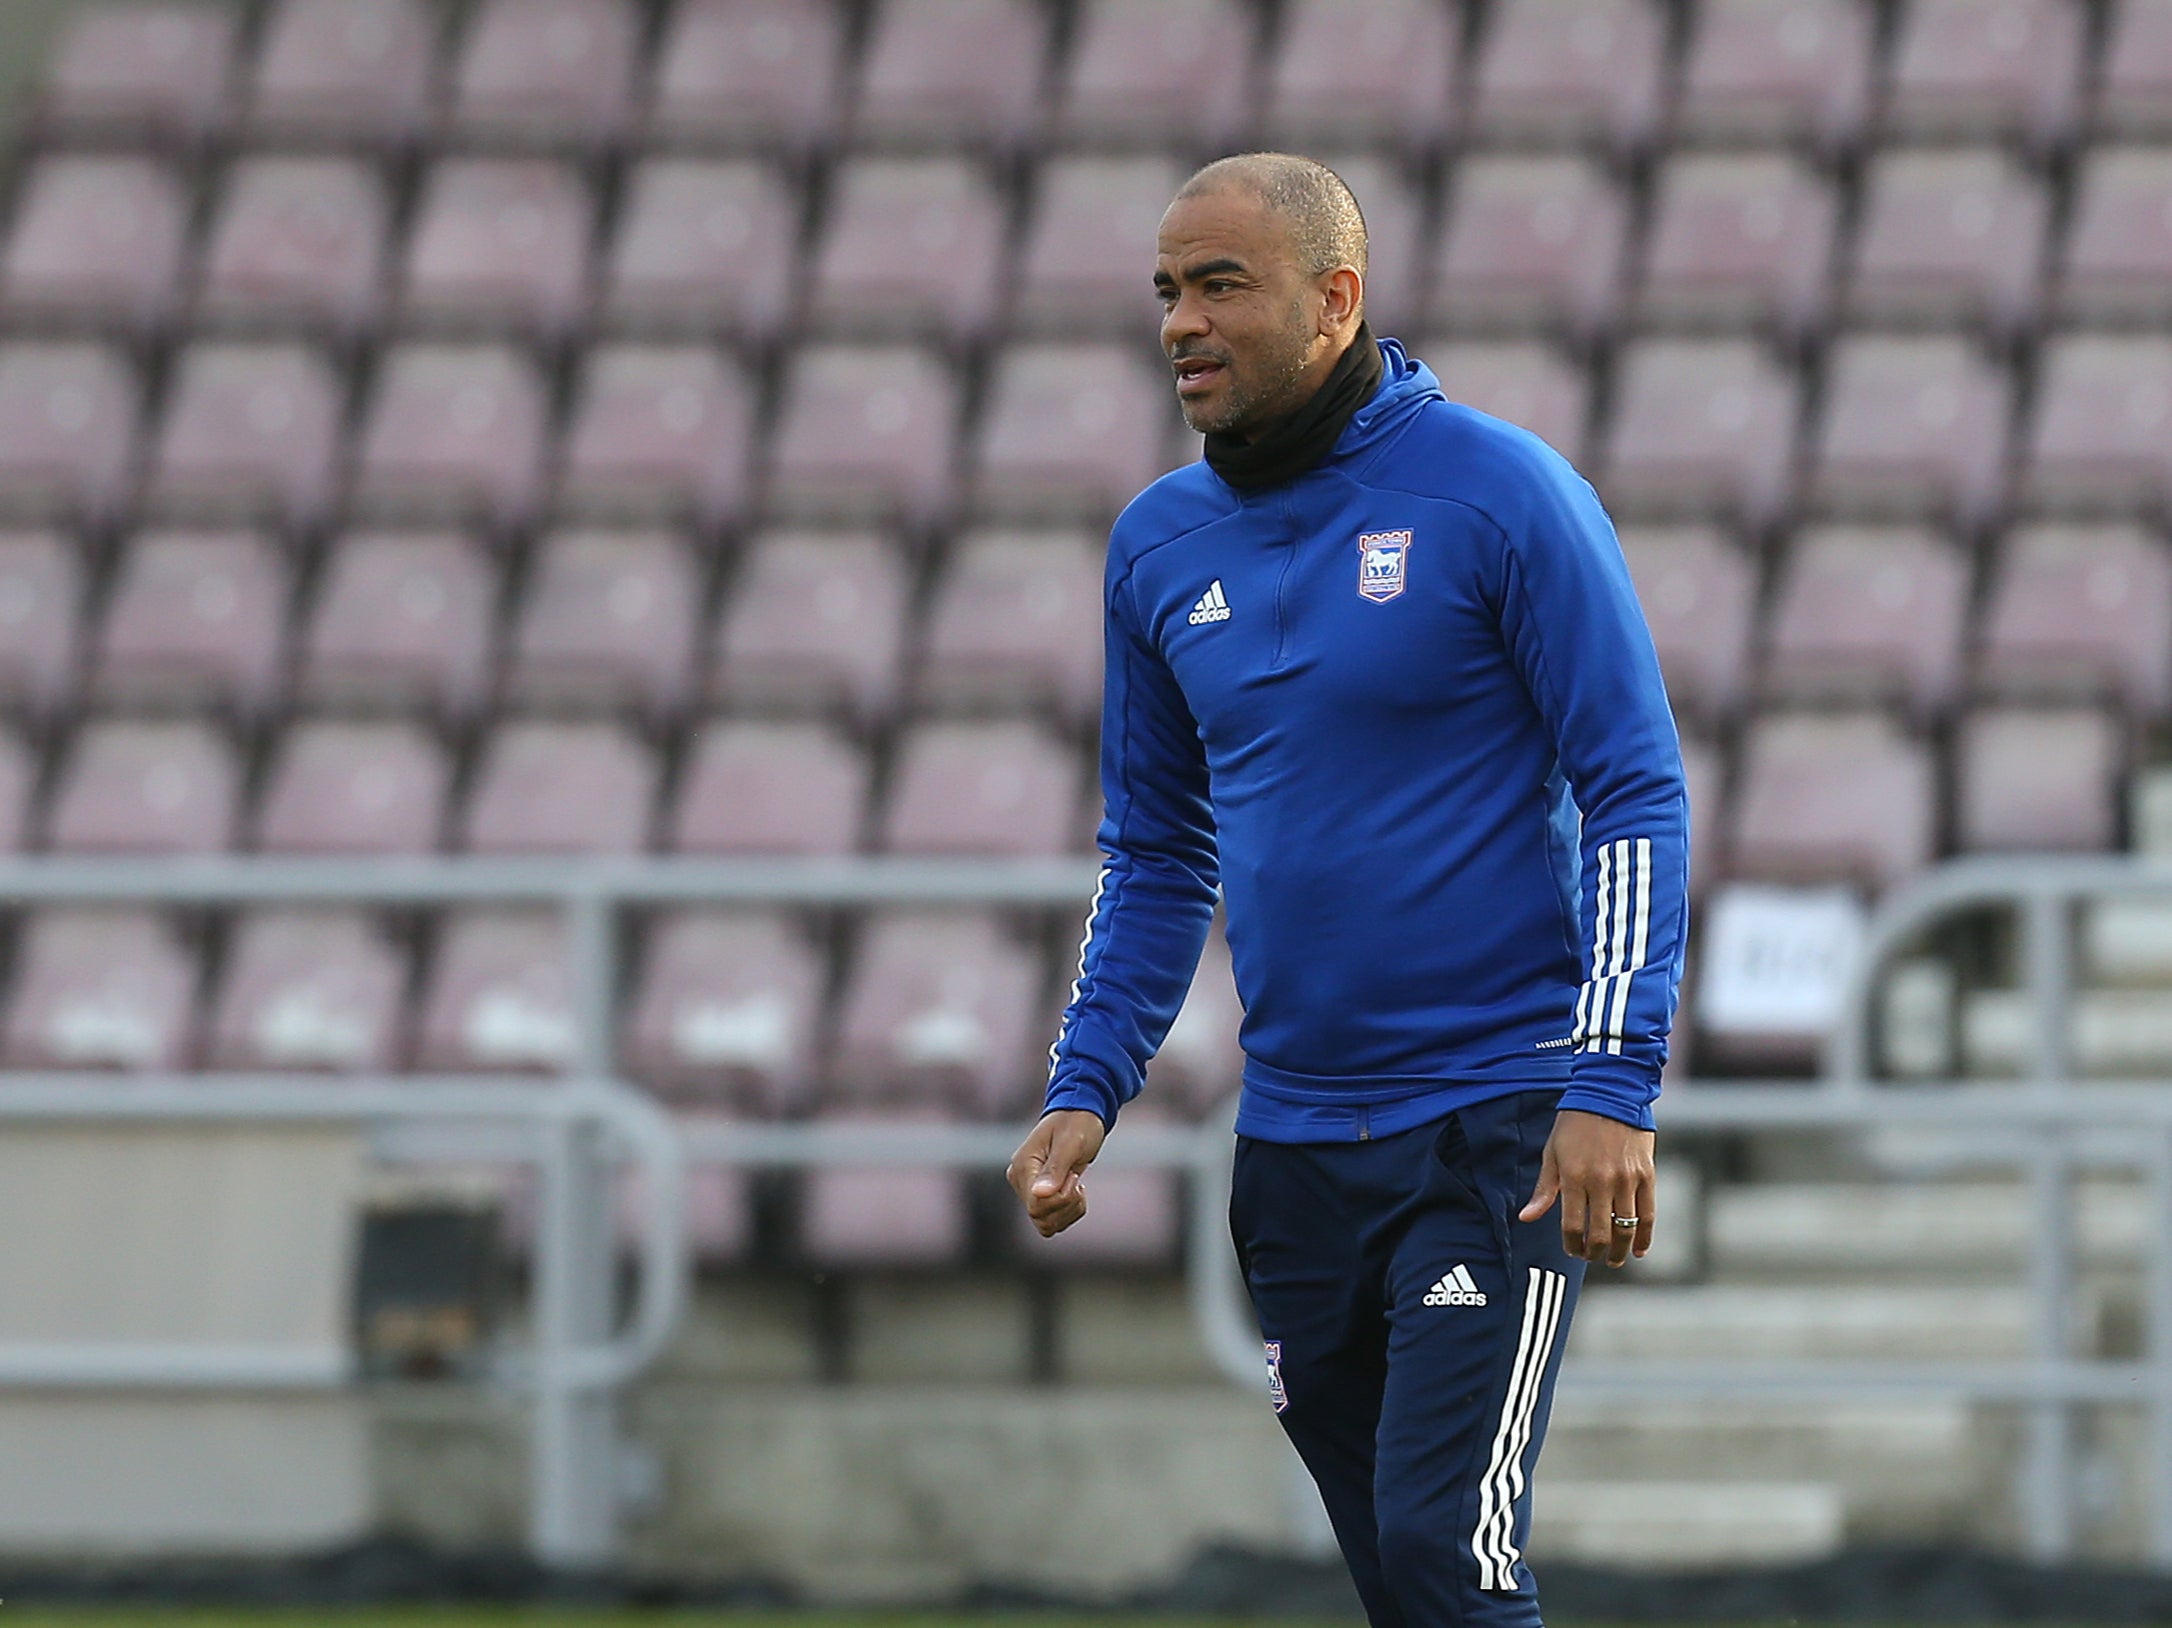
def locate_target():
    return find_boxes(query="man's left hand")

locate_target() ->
[1518,1109,1656,1268]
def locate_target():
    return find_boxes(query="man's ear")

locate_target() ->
[1318,265,1364,340]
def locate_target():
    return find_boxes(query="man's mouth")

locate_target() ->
[1172,355,1227,397]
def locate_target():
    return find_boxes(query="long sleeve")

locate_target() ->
[1043,552,1221,1128]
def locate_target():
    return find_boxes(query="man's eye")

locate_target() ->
[1204,280,1235,294]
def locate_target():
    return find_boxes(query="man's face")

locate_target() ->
[1154,188,1325,438]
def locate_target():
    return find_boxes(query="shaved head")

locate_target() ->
[1176,153,1370,285]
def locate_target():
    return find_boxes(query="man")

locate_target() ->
[1005,153,1687,1627]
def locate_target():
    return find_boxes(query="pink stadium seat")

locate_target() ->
[1600,339,1798,528]
[207,910,410,1072]
[1147,920,1245,1119]
[193,158,390,339]
[415,911,573,1073]
[1,909,197,1071]
[1,156,188,335]
[1427,341,1591,466]
[831,910,1045,1116]
[601,159,799,340]
[94,530,287,717]
[299,532,496,720]
[623,910,824,1112]
[1426,156,1628,341]
[506,529,700,717]
[1617,525,1756,724]
[1016,156,1187,335]
[1808,335,2011,526]
[46,719,239,855]
[0,532,81,717]
[1635,153,1838,339]
[1058,0,1255,150]
[1729,711,1936,891]
[1262,0,1459,150]
[1311,155,1423,336]
[880,720,1084,857]
[34,2,237,145]
[145,343,343,530]
[798,1110,971,1267]
[1956,705,2123,852]
[399,159,594,340]
[710,531,907,722]
[850,0,1050,151]
[1675,0,1875,152]
[647,0,846,151]
[1468,0,1668,154]
[1017,1105,1181,1264]
[1883,0,2084,150]
[1844,148,2049,340]
[2056,146,2172,324]
[1762,525,1970,718]
[446,0,639,150]
[460,720,658,855]
[918,529,1104,724]
[254,720,452,855]
[1977,523,2172,717]
[669,720,870,856]
[808,158,1005,343]
[1680,734,1723,896]
[630,1149,753,1265]
[974,343,1173,520]
[0,342,138,526]
[350,344,548,530]
[557,344,754,531]
[245,0,437,148]
[2099,0,2172,136]
[767,345,958,528]
[2021,334,2172,514]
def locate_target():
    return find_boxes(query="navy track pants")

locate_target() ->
[1229,1089,1585,1628]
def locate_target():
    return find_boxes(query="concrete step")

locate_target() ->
[1707,1180,2147,1276]
[1569,1283,2033,1361]
[1532,1481,1845,1568]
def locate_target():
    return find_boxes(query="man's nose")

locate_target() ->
[1161,291,1210,346]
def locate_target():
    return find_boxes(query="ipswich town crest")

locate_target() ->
[1357,530,1413,603]
[1264,1340,1289,1413]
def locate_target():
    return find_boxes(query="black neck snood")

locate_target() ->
[1201,324,1385,493]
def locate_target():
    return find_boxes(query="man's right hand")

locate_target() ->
[1008,1109,1107,1237]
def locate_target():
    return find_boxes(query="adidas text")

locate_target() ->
[1189,580,1232,625]
[1423,1265,1488,1308]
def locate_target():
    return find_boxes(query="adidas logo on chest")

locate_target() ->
[1423,1264,1488,1308]
[1188,579,1232,625]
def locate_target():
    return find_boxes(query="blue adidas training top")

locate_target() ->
[1043,338,1688,1144]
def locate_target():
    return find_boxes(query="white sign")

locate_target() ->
[1698,884,1867,1037]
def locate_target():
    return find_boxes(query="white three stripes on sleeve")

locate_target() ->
[1572,836,1653,1057]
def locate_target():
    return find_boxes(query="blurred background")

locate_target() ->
[0,0,2168,1617]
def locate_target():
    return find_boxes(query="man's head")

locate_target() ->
[1154,153,1369,438]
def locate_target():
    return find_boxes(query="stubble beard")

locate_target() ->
[1175,302,1317,438]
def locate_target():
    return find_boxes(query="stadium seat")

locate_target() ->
[1729,711,1936,891]
[807,158,1006,343]
[1807,335,2011,526]
[2055,145,2172,325]
[2098,0,2172,137]
[254,719,452,855]
[46,718,240,855]
[0,342,139,526]
[1467,0,1668,154]
[557,345,754,532]
[669,719,871,857]
[1260,0,1459,152]
[1309,155,1423,337]
[973,343,1174,521]
[299,531,496,720]
[766,345,958,528]
[506,529,700,718]
[207,909,410,1072]
[1146,919,1245,1119]
[1057,0,1255,151]
[797,1109,972,1267]
[646,0,846,151]
[1016,156,1188,335]
[2020,333,2172,514]
[881,721,1086,857]
[1976,523,2172,717]
[349,343,548,530]
[1425,340,1591,467]
[1634,153,1838,339]
[623,909,825,1112]
[0,531,80,718]
[415,910,574,1072]
[243,0,437,148]
[637,1147,755,1265]
[1761,525,1970,719]
[601,159,799,341]
[0,155,188,335]
[1,908,198,1070]
[93,529,288,717]
[1674,0,1876,153]
[398,158,595,340]
[193,157,390,339]
[444,0,640,151]
[849,0,1050,151]
[33,2,237,145]
[710,530,908,722]
[1955,705,2123,852]
[917,529,1104,724]
[459,720,658,855]
[1425,155,1628,341]
[1882,0,2085,150]
[1843,148,2049,340]
[145,342,344,531]
[1617,524,1757,725]
[1600,339,1798,528]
